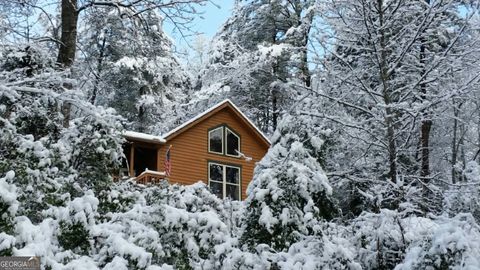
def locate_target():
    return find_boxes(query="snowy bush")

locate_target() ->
[350,209,411,269]
[0,83,70,221]
[0,51,124,222]
[444,161,480,222]
[397,214,480,270]
[0,171,18,256]
[63,108,124,192]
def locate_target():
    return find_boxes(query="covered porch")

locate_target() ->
[120,131,167,184]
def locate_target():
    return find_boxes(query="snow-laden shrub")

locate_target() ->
[396,214,480,270]
[274,236,360,270]
[350,209,410,269]
[143,183,231,269]
[0,45,54,76]
[0,171,18,256]
[97,180,145,217]
[0,85,69,222]
[63,108,124,192]
[444,161,480,222]
[241,112,339,251]
[52,191,99,255]
[0,62,124,223]
[208,230,361,270]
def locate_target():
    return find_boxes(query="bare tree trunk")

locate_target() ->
[90,33,107,104]
[417,0,436,215]
[57,0,79,127]
[272,93,278,131]
[476,100,480,163]
[377,0,397,183]
[459,120,466,182]
[297,7,313,88]
[451,100,459,184]
[419,0,432,180]
[300,44,311,88]
[57,0,79,68]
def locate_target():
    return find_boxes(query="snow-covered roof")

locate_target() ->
[162,99,271,145]
[123,130,166,144]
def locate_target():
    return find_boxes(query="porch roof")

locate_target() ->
[123,130,166,144]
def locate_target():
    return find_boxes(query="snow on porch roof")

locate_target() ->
[123,130,166,144]
[162,99,271,145]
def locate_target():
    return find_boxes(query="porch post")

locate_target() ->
[129,143,135,177]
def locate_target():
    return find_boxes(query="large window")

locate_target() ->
[208,162,241,200]
[208,126,240,157]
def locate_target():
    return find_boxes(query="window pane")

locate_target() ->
[209,164,223,181]
[226,166,239,184]
[226,129,239,156]
[226,184,239,200]
[209,128,223,153]
[209,181,223,198]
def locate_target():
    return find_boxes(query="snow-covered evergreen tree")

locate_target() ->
[241,101,339,251]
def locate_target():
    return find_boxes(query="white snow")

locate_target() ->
[123,130,166,144]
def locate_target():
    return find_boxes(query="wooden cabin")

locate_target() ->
[121,99,271,200]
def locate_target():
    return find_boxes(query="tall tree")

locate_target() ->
[192,0,315,133]
[241,100,339,251]
[55,0,208,68]
[314,0,480,213]
[79,7,191,133]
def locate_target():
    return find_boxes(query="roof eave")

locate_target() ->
[123,131,166,144]
[162,99,271,147]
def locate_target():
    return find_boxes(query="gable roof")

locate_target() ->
[162,99,271,146]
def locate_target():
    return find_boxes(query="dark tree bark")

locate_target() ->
[57,0,79,127]
[272,93,278,131]
[57,0,79,68]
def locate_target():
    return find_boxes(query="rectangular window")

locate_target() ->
[208,162,241,200]
[208,127,223,154]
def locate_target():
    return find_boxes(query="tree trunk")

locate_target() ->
[57,0,79,68]
[57,0,79,127]
[419,41,432,180]
[298,8,313,88]
[90,33,107,104]
[419,0,432,180]
[451,100,459,184]
[477,100,480,163]
[377,0,397,183]
[459,119,466,182]
[272,93,278,131]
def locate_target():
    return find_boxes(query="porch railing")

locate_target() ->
[135,169,166,185]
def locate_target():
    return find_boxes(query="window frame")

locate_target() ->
[225,127,241,158]
[208,161,241,200]
[208,126,224,155]
[207,125,241,158]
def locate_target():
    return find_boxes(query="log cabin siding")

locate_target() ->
[157,107,269,199]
